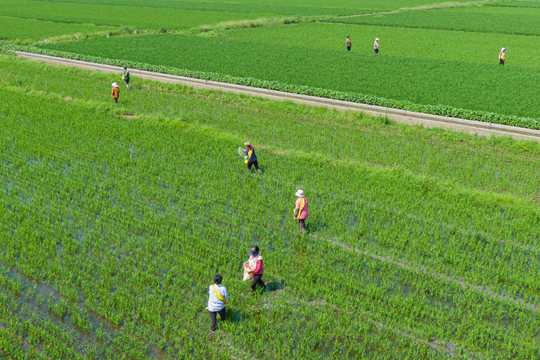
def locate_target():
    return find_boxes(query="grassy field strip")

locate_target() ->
[335,0,502,17]
[331,4,540,36]
[13,51,540,142]
[13,0,474,16]
[0,15,118,44]
[327,238,539,312]
[0,0,280,30]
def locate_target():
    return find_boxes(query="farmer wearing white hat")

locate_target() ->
[243,142,262,174]
[111,82,119,104]
[499,48,506,65]
[293,189,308,234]
[374,38,380,54]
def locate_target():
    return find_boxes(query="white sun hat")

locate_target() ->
[375,38,379,41]
[112,82,118,87]
[295,189,305,197]
[244,142,251,147]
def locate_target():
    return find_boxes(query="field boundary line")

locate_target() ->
[15,51,540,143]
[326,238,539,312]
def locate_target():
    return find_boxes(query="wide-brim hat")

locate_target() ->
[295,189,304,197]
[244,142,251,147]
[375,38,379,41]
[112,82,118,87]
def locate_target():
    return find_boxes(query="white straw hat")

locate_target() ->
[375,38,379,41]
[112,82,118,87]
[295,189,304,197]
[244,142,251,147]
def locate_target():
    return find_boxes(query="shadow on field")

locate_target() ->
[264,279,286,292]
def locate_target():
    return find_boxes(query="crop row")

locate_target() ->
[0,0,462,17]
[0,0,279,30]
[0,15,115,44]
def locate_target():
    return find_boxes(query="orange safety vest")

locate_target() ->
[111,87,119,99]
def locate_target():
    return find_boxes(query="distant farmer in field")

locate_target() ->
[243,142,262,175]
[374,38,380,54]
[122,66,130,89]
[346,36,352,51]
[499,48,506,65]
[111,82,119,104]
[207,274,229,332]
[243,246,266,292]
[293,189,308,234]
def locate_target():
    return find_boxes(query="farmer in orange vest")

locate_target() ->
[244,142,262,174]
[207,274,229,331]
[293,189,308,234]
[111,82,119,104]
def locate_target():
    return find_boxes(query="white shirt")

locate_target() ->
[374,40,379,49]
[207,284,229,312]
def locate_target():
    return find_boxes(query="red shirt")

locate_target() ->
[253,258,263,275]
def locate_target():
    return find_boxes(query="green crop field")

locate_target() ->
[1,0,540,359]
[0,16,116,44]
[2,0,540,126]
[35,25,540,124]
[3,0,536,126]
[332,5,540,36]
[0,53,539,359]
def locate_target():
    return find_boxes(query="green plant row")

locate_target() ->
[5,44,539,130]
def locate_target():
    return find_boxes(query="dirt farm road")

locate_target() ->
[16,51,540,143]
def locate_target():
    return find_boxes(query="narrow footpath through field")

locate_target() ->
[15,51,540,143]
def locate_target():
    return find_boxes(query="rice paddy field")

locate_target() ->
[1,0,540,359]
